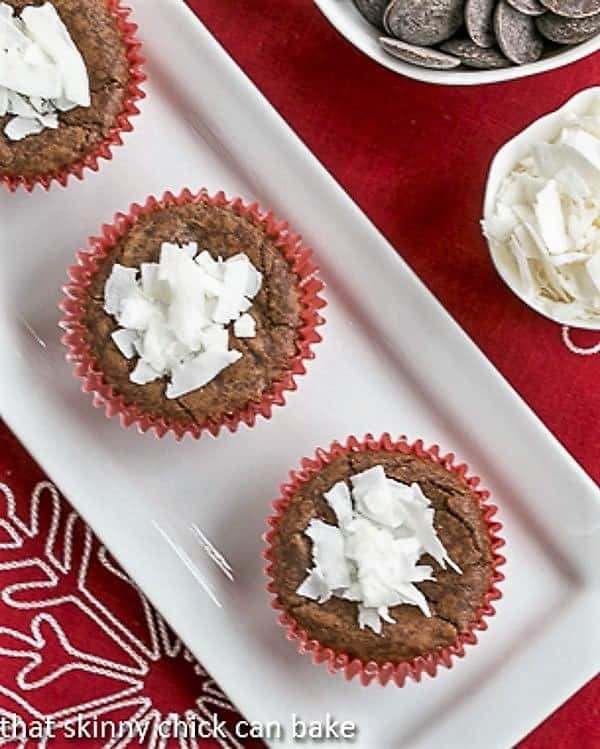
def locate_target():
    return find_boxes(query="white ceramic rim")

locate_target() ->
[313,0,600,87]
[483,86,600,331]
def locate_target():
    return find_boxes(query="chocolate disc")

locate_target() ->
[506,0,547,15]
[441,37,514,66]
[384,0,465,46]
[495,0,545,62]
[383,2,394,34]
[465,0,497,47]
[352,0,390,29]
[536,9,600,40]
[379,36,462,67]
[539,0,600,18]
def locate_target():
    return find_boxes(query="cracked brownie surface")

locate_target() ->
[83,201,302,426]
[272,450,493,663]
[0,0,130,178]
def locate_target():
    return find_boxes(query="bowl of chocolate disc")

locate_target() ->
[313,0,600,85]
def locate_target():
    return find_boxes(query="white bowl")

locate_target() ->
[483,86,600,331]
[313,0,600,86]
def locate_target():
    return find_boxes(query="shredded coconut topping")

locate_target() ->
[103,241,263,398]
[0,1,90,141]
[296,465,461,636]
[483,100,600,324]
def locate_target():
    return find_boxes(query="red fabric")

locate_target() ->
[186,0,600,744]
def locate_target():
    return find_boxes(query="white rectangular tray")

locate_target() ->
[1,1,599,746]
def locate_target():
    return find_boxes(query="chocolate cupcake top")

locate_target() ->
[82,200,304,428]
[271,449,493,664]
[0,0,131,179]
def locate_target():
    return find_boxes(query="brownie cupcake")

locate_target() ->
[0,0,144,191]
[264,434,504,686]
[60,189,325,438]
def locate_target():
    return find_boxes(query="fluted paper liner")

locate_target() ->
[263,433,505,687]
[2,0,145,192]
[60,188,326,439]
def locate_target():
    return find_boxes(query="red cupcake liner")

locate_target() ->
[59,187,326,439]
[2,0,145,193]
[263,433,506,687]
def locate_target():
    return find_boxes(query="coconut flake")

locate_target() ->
[323,481,353,528]
[509,231,536,297]
[195,250,223,279]
[213,256,251,324]
[482,202,518,242]
[103,264,138,316]
[111,329,139,359]
[532,143,600,193]
[560,126,600,172]
[305,519,350,591]
[295,467,462,636]
[358,605,383,634]
[534,180,571,255]
[165,350,242,399]
[587,253,600,293]
[7,92,39,118]
[140,263,165,300]
[4,115,43,140]
[198,326,229,352]
[118,295,158,332]
[0,50,61,100]
[179,242,198,259]
[297,569,331,604]
[555,166,591,200]
[130,360,160,386]
[350,465,405,528]
[245,266,263,298]
[551,252,590,267]
[20,3,89,107]
[139,318,177,374]
[404,483,462,573]
[233,313,256,338]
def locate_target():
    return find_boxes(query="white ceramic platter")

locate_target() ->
[313,0,600,87]
[1,1,599,747]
